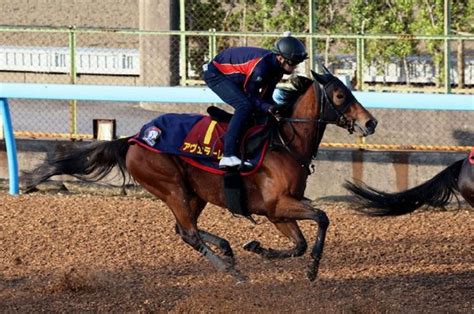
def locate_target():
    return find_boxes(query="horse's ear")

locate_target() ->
[311,70,328,85]
[321,64,332,75]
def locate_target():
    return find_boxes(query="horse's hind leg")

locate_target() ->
[172,228,234,262]
[160,193,234,274]
[199,230,234,258]
[174,198,234,259]
[243,221,307,258]
[156,192,241,278]
[174,225,234,258]
[173,214,246,281]
[126,148,241,278]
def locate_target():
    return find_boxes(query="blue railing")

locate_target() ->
[1,83,473,195]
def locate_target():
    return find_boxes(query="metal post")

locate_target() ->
[211,28,217,57]
[68,26,78,135]
[207,28,217,61]
[360,36,365,91]
[208,29,213,61]
[308,0,317,71]
[444,0,451,93]
[0,98,19,195]
[356,38,362,90]
[179,0,187,86]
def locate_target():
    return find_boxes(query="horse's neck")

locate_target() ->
[284,84,324,162]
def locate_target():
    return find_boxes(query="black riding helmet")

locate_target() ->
[273,35,308,64]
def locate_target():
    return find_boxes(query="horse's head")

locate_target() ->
[311,67,377,136]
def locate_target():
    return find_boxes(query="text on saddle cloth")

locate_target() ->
[180,115,227,160]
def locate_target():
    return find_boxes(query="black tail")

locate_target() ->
[22,137,132,192]
[343,159,464,216]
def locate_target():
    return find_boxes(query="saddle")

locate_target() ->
[207,105,233,123]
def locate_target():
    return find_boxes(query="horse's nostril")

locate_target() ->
[366,119,377,132]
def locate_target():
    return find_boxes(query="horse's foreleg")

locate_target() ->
[272,196,329,281]
[243,221,307,258]
[307,212,329,281]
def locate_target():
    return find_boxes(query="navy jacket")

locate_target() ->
[211,47,284,112]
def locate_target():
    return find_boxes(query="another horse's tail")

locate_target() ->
[343,158,465,216]
[22,136,132,192]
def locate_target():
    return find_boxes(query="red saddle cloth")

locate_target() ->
[180,116,227,160]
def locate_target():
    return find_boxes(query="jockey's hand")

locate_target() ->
[268,105,281,115]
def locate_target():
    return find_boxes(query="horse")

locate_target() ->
[22,67,377,282]
[343,149,474,216]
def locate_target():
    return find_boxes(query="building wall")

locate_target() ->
[0,0,138,29]
[0,0,179,86]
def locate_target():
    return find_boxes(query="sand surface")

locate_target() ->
[1,193,472,312]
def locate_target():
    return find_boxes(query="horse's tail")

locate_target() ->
[22,136,132,192]
[343,158,465,216]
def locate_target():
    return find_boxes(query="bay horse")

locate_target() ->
[344,149,474,216]
[22,68,377,281]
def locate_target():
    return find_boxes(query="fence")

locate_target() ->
[2,45,474,85]
[0,26,473,150]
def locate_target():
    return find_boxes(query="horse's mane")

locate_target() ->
[273,75,323,162]
[276,75,314,107]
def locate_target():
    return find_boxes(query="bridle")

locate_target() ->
[272,78,356,173]
[280,79,355,130]
[318,79,356,133]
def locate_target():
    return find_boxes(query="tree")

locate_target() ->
[313,0,351,67]
[450,0,474,88]
[185,0,229,80]
[411,0,473,87]
[348,0,416,86]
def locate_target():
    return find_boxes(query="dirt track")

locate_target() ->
[1,193,472,312]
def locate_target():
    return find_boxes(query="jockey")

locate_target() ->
[203,32,308,169]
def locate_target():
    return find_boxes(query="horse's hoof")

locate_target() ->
[306,269,317,281]
[243,240,260,252]
[235,273,249,284]
[227,269,248,284]
[222,255,235,268]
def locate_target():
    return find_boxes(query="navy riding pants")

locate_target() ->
[203,62,253,157]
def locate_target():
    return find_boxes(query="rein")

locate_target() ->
[271,79,353,173]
